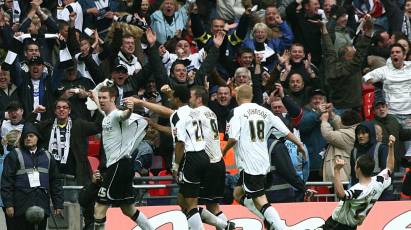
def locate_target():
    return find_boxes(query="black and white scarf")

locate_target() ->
[48,118,72,164]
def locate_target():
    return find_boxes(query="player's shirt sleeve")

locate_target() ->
[342,183,363,201]
[270,114,291,139]
[226,110,240,141]
[376,168,392,190]
[111,110,123,121]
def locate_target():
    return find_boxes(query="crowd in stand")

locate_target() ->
[1,0,411,229]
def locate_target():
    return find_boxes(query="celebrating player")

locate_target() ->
[317,135,395,230]
[93,86,153,230]
[223,84,305,230]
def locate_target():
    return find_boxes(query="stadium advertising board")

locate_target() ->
[107,201,411,229]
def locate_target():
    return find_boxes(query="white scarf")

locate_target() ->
[48,118,72,164]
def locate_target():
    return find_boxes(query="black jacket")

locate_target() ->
[286,2,322,66]
[350,121,388,184]
[34,113,103,186]
[1,147,64,216]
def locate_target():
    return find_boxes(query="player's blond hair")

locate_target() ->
[236,84,253,102]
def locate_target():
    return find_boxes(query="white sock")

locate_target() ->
[244,197,264,219]
[135,211,154,230]
[261,205,287,230]
[216,212,228,230]
[199,207,227,229]
[217,212,228,222]
[187,208,205,230]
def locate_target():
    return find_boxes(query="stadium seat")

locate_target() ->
[362,83,375,121]
[147,170,172,197]
[87,136,101,158]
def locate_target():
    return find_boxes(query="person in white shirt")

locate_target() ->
[124,85,235,230]
[317,135,395,230]
[169,86,209,230]
[222,85,305,230]
[57,0,83,31]
[363,44,411,154]
[160,39,205,75]
[93,86,153,230]
[1,101,25,155]
[188,86,235,230]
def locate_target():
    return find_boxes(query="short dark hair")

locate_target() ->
[211,17,226,24]
[291,43,305,52]
[341,110,362,126]
[99,86,117,98]
[58,20,69,31]
[237,47,254,56]
[54,98,71,110]
[24,40,40,52]
[390,43,407,54]
[190,86,209,106]
[356,154,375,177]
[173,85,190,103]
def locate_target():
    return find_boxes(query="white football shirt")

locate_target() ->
[332,169,392,226]
[227,103,290,175]
[195,105,222,163]
[102,110,147,167]
[170,105,206,152]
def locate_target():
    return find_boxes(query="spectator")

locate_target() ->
[190,3,251,74]
[157,32,223,90]
[34,98,102,229]
[159,38,205,75]
[82,0,128,37]
[95,29,163,107]
[350,121,388,184]
[286,0,323,66]
[57,0,83,31]
[1,101,25,154]
[322,16,372,113]
[242,21,294,71]
[0,64,20,121]
[372,96,411,171]
[328,6,354,51]
[13,56,56,121]
[369,31,393,59]
[277,43,319,88]
[283,72,311,107]
[363,44,411,154]
[209,86,236,133]
[150,0,190,44]
[298,89,329,180]
[265,136,308,203]
[321,109,361,182]
[54,62,95,121]
[19,2,59,64]
[1,123,64,230]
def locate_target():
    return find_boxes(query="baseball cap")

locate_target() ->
[112,63,128,74]
[310,89,326,97]
[28,56,44,65]
[6,101,23,111]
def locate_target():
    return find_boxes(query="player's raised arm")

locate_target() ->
[123,97,174,118]
[386,135,396,173]
[333,159,347,199]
